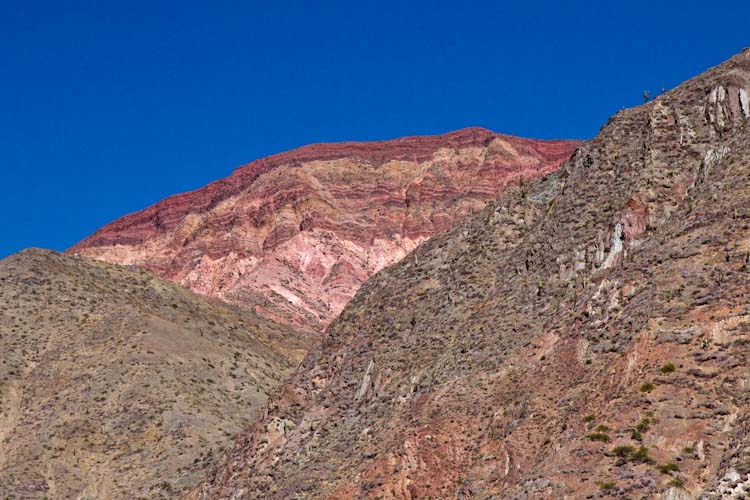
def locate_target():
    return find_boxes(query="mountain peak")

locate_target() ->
[69,128,579,333]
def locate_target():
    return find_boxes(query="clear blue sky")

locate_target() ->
[1,1,748,258]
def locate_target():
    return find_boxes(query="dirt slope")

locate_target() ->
[0,249,306,499]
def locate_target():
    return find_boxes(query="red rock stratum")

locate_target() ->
[70,128,578,333]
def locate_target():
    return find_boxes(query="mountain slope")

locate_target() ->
[0,249,307,499]
[187,50,750,499]
[70,128,578,333]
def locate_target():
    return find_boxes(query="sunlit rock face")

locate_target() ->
[70,127,578,334]
[186,51,750,500]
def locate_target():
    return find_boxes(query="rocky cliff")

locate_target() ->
[69,129,578,333]
[0,249,306,499]
[186,50,750,499]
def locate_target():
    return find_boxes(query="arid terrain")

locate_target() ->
[0,249,307,499]
[70,128,578,334]
[0,129,577,498]
[186,50,750,499]
[4,41,750,500]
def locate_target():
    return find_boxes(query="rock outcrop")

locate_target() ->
[0,249,306,499]
[186,51,750,499]
[69,128,579,334]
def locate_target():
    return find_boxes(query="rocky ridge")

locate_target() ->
[70,128,578,333]
[186,50,750,499]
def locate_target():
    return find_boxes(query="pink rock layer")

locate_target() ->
[69,127,579,333]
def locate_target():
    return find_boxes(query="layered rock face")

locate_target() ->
[187,51,750,499]
[0,249,306,499]
[69,128,579,333]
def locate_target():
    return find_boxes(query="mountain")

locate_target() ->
[186,50,750,500]
[0,249,307,499]
[69,128,579,334]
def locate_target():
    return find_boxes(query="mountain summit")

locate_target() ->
[186,51,750,500]
[69,128,578,334]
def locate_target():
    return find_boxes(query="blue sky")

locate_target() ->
[1,0,748,258]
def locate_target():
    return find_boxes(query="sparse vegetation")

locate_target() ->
[631,446,655,464]
[635,417,651,432]
[659,363,676,373]
[610,445,636,458]
[640,382,656,393]
[595,480,616,491]
[658,463,680,474]
[587,432,611,443]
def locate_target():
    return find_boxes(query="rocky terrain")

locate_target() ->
[186,50,750,499]
[0,249,307,499]
[70,128,578,334]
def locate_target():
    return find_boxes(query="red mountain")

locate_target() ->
[70,127,579,334]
